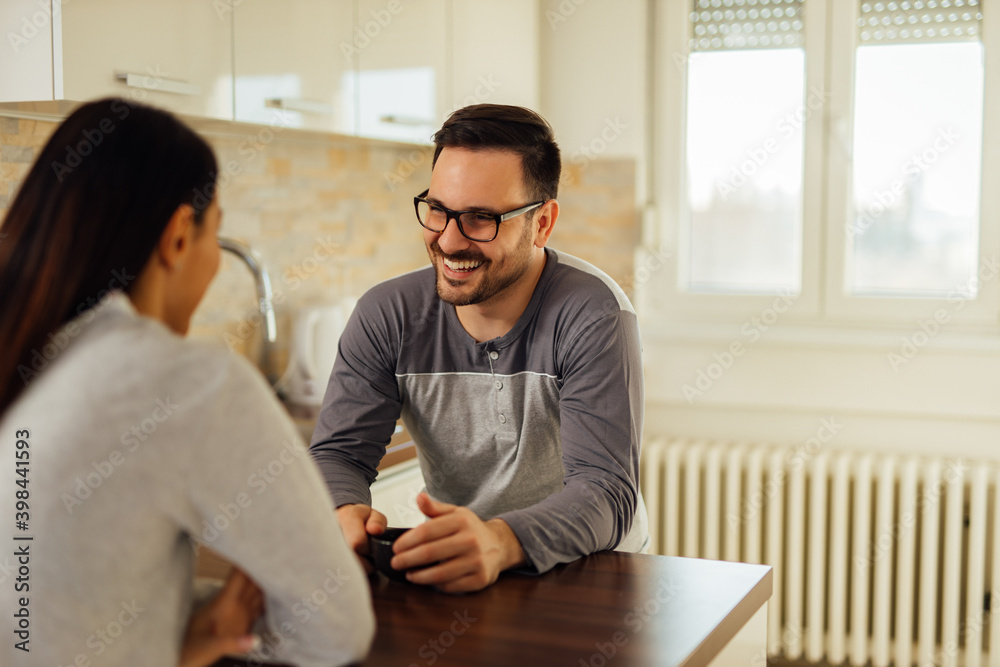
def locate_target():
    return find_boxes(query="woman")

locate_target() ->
[0,99,374,666]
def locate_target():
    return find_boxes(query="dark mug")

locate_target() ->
[368,527,412,583]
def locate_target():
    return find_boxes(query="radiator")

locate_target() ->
[640,439,1000,667]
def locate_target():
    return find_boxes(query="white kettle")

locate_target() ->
[278,299,355,417]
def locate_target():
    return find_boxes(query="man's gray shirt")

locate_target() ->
[310,248,648,573]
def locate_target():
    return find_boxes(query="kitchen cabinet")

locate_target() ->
[1,0,540,141]
[352,0,540,144]
[0,1,57,103]
[354,0,448,144]
[0,0,235,118]
[233,0,356,134]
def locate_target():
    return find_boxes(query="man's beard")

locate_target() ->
[429,222,534,307]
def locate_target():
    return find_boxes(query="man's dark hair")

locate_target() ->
[432,104,561,203]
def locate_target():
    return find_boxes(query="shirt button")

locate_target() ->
[498,414,507,424]
[495,380,503,390]
[489,351,499,360]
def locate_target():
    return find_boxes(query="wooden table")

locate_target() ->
[216,552,771,667]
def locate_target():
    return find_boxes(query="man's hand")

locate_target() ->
[179,568,263,667]
[336,503,388,574]
[391,492,526,593]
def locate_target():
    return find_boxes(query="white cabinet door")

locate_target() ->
[59,0,233,119]
[355,0,447,144]
[233,0,356,134]
[0,1,57,102]
[352,0,540,144]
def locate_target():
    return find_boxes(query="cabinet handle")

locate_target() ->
[265,98,334,116]
[380,114,434,127]
[115,72,201,97]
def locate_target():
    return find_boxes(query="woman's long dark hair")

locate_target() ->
[0,98,218,415]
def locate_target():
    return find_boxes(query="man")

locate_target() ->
[310,104,648,593]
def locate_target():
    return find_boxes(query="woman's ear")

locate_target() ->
[156,204,196,271]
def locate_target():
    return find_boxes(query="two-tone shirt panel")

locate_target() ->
[397,366,563,520]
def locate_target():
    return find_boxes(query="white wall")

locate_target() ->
[641,324,1000,461]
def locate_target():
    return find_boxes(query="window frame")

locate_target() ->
[650,0,1000,330]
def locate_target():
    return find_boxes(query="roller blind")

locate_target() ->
[690,0,805,52]
[858,0,982,45]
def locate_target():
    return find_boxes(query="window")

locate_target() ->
[849,2,984,297]
[653,0,998,324]
[685,0,806,293]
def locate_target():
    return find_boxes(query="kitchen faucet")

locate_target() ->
[217,236,279,386]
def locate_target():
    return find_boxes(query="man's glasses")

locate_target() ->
[413,189,546,242]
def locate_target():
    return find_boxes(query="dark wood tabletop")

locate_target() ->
[216,551,771,667]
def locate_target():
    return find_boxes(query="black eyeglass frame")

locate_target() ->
[413,189,547,242]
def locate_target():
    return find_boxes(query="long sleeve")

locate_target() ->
[309,292,402,508]
[498,308,644,573]
[187,356,375,666]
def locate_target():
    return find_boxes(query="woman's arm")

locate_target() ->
[180,354,375,666]
[179,569,263,667]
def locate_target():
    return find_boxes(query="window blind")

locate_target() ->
[858,0,982,45]
[690,0,805,52]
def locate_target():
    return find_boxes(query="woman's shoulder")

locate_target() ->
[13,295,268,423]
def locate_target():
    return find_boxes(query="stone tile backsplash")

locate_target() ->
[0,112,638,378]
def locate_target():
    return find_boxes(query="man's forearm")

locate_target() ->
[309,450,373,508]
[498,477,636,574]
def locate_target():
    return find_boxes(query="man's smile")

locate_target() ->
[442,257,484,273]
